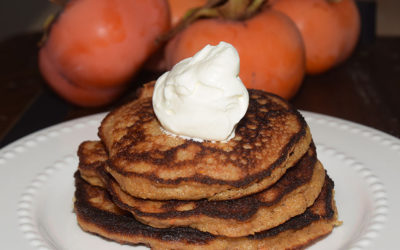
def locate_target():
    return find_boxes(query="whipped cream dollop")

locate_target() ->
[152,41,249,142]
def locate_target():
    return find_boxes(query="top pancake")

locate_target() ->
[99,85,312,200]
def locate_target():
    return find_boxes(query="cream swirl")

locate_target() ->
[152,42,249,142]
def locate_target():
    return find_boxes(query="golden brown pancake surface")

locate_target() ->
[99,88,312,200]
[74,172,338,250]
[78,140,325,237]
[78,140,108,188]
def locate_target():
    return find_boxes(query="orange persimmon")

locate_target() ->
[332,0,361,63]
[165,8,306,99]
[39,48,125,107]
[39,0,170,106]
[271,0,360,74]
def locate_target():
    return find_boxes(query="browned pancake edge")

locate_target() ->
[105,145,326,237]
[77,140,325,236]
[77,140,108,188]
[74,172,338,250]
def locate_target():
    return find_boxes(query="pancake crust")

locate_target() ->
[99,88,312,200]
[74,172,339,250]
[78,140,325,237]
[78,141,108,188]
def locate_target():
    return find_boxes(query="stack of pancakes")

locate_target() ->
[74,82,340,249]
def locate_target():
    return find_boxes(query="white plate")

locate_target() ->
[1,111,399,250]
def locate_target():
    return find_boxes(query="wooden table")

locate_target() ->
[0,33,399,148]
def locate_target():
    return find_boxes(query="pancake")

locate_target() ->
[78,141,108,188]
[99,87,312,200]
[108,151,325,237]
[74,171,339,249]
[77,140,325,237]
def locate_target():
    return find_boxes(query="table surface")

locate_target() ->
[0,33,399,148]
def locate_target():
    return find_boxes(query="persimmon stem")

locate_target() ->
[38,13,59,47]
[205,0,225,8]
[159,0,267,42]
[219,0,251,19]
[246,0,266,17]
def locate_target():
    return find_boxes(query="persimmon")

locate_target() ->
[271,0,360,74]
[332,0,361,63]
[39,48,125,107]
[39,0,169,106]
[165,1,306,99]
